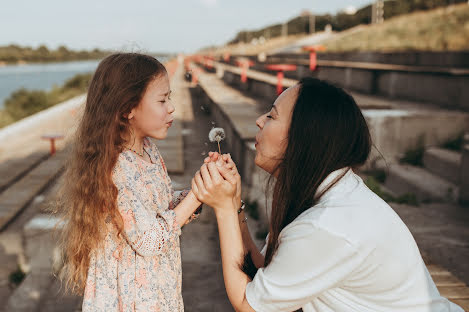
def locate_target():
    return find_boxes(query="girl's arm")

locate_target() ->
[172,190,202,228]
[171,189,202,225]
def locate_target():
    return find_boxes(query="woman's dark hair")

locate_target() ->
[241,77,371,278]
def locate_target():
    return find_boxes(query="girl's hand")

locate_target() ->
[204,152,242,207]
[191,162,237,213]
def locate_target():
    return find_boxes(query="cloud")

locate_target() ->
[200,0,218,8]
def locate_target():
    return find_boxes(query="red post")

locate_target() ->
[276,71,284,95]
[309,51,317,71]
[265,64,297,96]
[50,138,57,155]
[241,63,248,83]
[237,60,254,83]
[192,69,198,84]
[41,134,64,156]
[302,45,325,72]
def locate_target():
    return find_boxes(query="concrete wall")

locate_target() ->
[274,51,469,68]
[0,95,85,162]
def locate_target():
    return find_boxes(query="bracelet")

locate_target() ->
[237,200,245,214]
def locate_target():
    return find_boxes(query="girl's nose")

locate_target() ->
[168,102,175,114]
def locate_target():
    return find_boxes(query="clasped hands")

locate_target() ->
[191,152,242,213]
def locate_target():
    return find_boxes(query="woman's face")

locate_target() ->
[128,73,175,140]
[255,84,299,175]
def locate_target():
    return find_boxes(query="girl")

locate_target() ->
[193,77,463,311]
[58,53,202,311]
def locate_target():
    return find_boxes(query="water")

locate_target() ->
[0,60,100,108]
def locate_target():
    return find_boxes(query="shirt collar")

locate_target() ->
[315,167,355,205]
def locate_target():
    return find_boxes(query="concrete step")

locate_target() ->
[385,164,459,202]
[423,147,461,185]
[0,152,49,194]
[0,151,67,231]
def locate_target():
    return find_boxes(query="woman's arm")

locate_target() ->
[216,206,256,312]
[205,152,264,267]
[192,162,255,312]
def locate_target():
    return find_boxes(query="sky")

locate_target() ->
[0,0,373,53]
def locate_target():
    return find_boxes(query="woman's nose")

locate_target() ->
[256,114,266,129]
[256,115,263,129]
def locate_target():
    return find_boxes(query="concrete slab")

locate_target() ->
[0,151,48,193]
[385,164,459,202]
[423,147,461,185]
[0,151,66,230]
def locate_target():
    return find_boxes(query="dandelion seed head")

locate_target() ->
[208,127,225,143]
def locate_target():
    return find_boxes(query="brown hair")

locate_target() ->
[57,53,167,293]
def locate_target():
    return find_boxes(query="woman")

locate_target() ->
[192,77,463,312]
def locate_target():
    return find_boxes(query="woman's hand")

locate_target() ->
[191,161,237,213]
[204,152,242,207]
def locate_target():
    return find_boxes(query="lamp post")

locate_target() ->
[372,0,384,24]
[309,11,315,34]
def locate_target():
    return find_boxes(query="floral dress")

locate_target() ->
[82,137,199,312]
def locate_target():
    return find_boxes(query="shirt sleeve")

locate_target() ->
[113,160,182,258]
[245,220,365,312]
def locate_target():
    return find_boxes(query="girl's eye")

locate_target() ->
[266,115,273,119]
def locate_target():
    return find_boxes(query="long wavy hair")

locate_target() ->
[263,77,372,267]
[56,53,167,293]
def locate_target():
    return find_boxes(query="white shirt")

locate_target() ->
[246,168,463,312]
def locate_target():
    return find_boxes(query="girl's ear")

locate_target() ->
[125,109,135,120]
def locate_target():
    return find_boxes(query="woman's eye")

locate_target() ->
[266,115,272,119]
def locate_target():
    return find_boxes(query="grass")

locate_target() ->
[244,200,260,220]
[441,132,464,151]
[255,227,269,241]
[323,3,469,52]
[400,136,425,167]
[9,267,25,286]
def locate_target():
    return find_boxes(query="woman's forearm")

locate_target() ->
[215,208,255,312]
[173,191,202,228]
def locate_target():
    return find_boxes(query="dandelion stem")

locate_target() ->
[217,141,221,154]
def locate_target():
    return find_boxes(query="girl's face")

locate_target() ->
[128,74,175,140]
[255,84,299,175]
